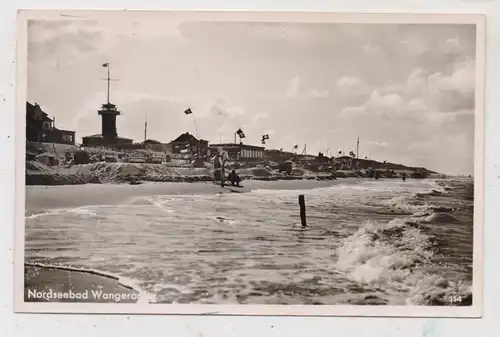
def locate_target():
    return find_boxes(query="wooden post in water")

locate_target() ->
[299,194,307,227]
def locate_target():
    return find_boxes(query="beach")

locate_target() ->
[24,177,474,306]
[25,179,340,214]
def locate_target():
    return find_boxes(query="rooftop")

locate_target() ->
[82,134,133,141]
[172,132,207,143]
[209,143,265,150]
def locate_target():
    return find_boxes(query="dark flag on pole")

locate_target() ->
[293,145,299,150]
[102,63,109,67]
[184,108,193,115]
[236,128,246,139]
[261,134,269,144]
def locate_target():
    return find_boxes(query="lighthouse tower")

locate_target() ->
[98,102,120,142]
[99,63,120,143]
[81,63,133,147]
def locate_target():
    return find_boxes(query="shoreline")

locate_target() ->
[26,179,353,212]
[25,176,464,214]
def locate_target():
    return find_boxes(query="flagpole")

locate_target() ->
[356,136,359,159]
[192,117,199,140]
[193,118,200,157]
[144,111,147,142]
[107,64,110,104]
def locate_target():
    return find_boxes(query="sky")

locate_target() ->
[27,17,478,175]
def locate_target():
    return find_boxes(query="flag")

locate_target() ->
[184,108,192,115]
[236,128,245,139]
[262,134,270,140]
[293,145,298,150]
[102,63,109,67]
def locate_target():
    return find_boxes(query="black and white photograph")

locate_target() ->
[15,10,485,316]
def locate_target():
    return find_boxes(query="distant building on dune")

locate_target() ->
[26,102,76,145]
[82,133,134,147]
[264,149,295,162]
[170,132,209,157]
[209,143,265,160]
[117,139,172,152]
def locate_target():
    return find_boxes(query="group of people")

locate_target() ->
[213,148,242,187]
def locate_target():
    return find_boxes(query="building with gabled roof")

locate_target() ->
[170,132,209,157]
[26,102,76,145]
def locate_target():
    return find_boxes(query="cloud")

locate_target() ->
[335,76,371,105]
[251,113,269,122]
[367,141,390,148]
[308,89,329,99]
[286,76,300,98]
[28,20,103,63]
[428,59,475,94]
[440,37,466,56]
[405,68,429,95]
[339,105,367,118]
[336,76,365,89]
[370,90,402,107]
[338,62,476,130]
[407,98,428,111]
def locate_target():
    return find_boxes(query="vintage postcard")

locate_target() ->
[15,10,485,317]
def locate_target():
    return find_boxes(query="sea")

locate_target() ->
[25,178,474,306]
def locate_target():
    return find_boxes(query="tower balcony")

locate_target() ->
[98,103,121,116]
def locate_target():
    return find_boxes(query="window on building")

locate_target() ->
[62,134,73,143]
[42,121,52,131]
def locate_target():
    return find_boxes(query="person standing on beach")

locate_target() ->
[213,148,229,187]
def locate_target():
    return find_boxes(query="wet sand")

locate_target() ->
[24,264,140,303]
[26,179,355,213]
